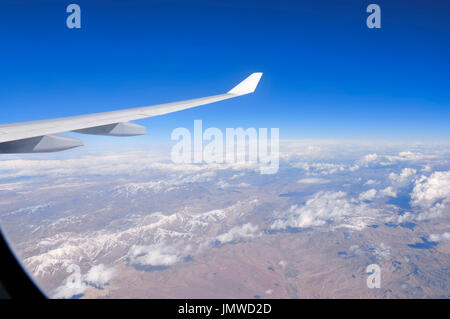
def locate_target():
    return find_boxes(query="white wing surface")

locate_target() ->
[0,73,262,153]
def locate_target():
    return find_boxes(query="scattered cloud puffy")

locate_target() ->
[364,179,379,186]
[373,243,390,259]
[347,243,390,260]
[429,232,450,243]
[359,153,379,166]
[345,149,442,172]
[411,171,450,208]
[389,168,417,184]
[359,189,377,201]
[215,223,260,244]
[52,264,115,299]
[292,162,345,176]
[396,170,450,222]
[379,186,397,198]
[53,280,87,299]
[128,244,179,267]
[84,264,116,289]
[270,191,381,231]
[385,151,437,163]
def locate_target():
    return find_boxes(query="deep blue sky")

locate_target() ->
[0,0,449,146]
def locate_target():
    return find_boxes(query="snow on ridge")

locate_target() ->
[23,200,258,277]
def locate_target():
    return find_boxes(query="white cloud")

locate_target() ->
[217,180,250,188]
[385,151,436,163]
[53,280,87,299]
[374,243,390,259]
[389,168,417,184]
[52,264,115,299]
[292,162,345,176]
[84,264,115,289]
[395,170,450,222]
[411,171,450,208]
[0,151,264,180]
[360,153,378,166]
[215,223,259,244]
[128,244,179,267]
[364,179,378,186]
[297,178,330,184]
[349,150,441,171]
[359,189,377,201]
[270,191,381,230]
[380,186,397,198]
[429,232,450,242]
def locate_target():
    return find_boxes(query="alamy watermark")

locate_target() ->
[366,4,381,29]
[66,4,81,29]
[366,264,381,288]
[65,4,380,30]
[170,120,279,174]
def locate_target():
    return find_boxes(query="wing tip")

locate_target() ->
[228,72,263,95]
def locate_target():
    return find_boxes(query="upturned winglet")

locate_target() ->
[228,72,263,96]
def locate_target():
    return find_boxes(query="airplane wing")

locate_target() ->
[0,72,262,153]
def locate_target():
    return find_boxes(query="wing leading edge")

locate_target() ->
[0,73,262,153]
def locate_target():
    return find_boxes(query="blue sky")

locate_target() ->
[0,0,449,146]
